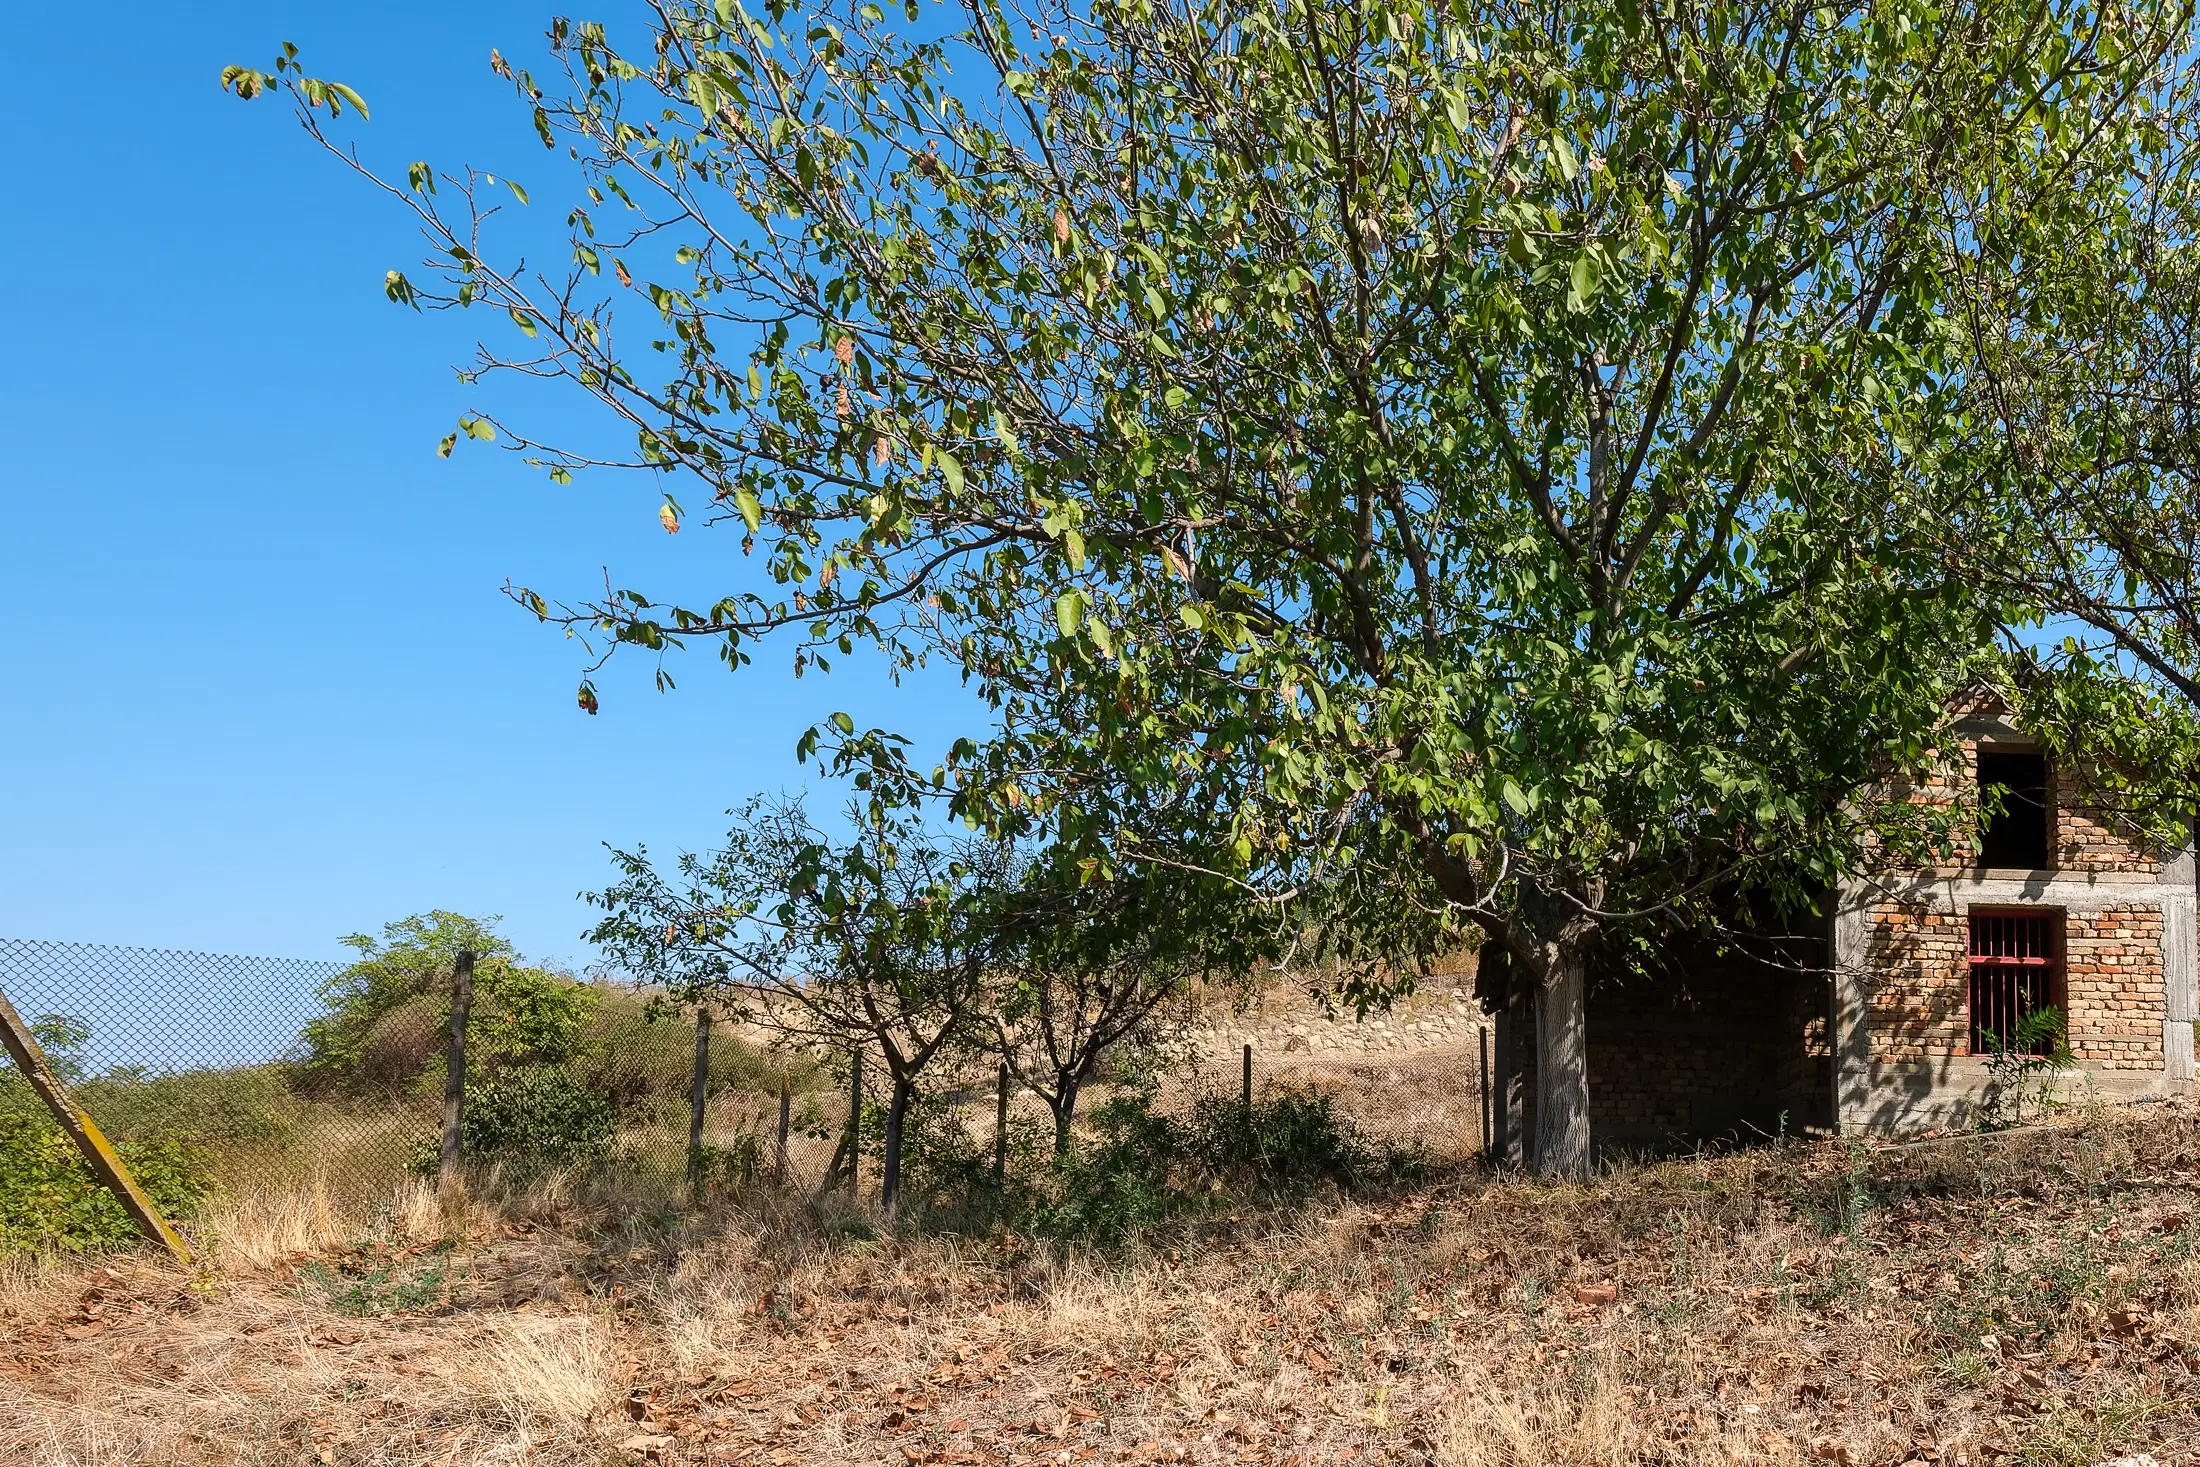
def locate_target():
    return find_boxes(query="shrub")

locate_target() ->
[301,912,599,1091]
[411,1066,615,1176]
[1179,1089,1401,1197]
[1021,1084,1409,1242]
[72,1066,301,1153]
[1977,1006,2076,1129]
[0,1113,210,1255]
[1027,1091,1180,1242]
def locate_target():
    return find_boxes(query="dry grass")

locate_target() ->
[5,1103,2200,1466]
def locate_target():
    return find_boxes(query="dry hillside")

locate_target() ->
[4,1101,2200,1467]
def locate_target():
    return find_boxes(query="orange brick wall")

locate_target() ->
[1862,900,2165,1068]
[1866,691,2161,874]
[2065,905,2166,1068]
[2054,767,2158,874]
[1863,902,1967,1061]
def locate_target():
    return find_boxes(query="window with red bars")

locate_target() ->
[1968,911,2061,1055]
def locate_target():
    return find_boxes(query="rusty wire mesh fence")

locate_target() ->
[1,936,1493,1252]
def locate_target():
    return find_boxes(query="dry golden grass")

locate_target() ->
[5,1102,2200,1466]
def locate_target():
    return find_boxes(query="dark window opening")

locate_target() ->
[1977,749,2050,869]
[1968,911,2061,1055]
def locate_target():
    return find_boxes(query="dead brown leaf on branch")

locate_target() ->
[4,1105,2200,1466]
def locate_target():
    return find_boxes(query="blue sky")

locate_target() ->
[0,3,974,974]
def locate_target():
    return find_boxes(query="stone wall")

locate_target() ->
[1190,979,1487,1060]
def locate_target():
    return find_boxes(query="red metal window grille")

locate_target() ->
[1968,911,2059,1055]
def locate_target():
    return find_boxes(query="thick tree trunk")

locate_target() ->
[881,1077,912,1213]
[1052,1078,1080,1156]
[1531,953,1592,1179]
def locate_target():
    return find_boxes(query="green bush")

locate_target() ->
[412,1066,616,1176]
[1179,1089,1402,1196]
[301,911,599,1091]
[72,1066,301,1153]
[1020,1085,1410,1243]
[1026,1091,1180,1242]
[0,1113,210,1256]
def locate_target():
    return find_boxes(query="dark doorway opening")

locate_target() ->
[1977,749,2050,869]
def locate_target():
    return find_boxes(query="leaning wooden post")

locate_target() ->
[994,1062,1010,1188]
[439,949,475,1199]
[0,985,192,1264]
[687,1004,713,1205]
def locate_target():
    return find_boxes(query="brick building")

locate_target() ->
[1487,693,2197,1152]
[1830,694,2196,1134]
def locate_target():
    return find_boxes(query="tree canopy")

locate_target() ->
[227,0,2189,1173]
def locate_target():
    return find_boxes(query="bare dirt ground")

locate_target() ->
[5,1101,2200,1467]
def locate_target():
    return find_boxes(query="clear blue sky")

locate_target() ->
[0,3,974,973]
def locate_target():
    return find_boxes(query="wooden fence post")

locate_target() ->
[688,1005,713,1204]
[1242,1043,1253,1117]
[0,985,192,1264]
[439,949,474,1198]
[994,1062,1009,1188]
[776,1077,792,1186]
[1479,1026,1493,1160]
[847,1048,864,1197]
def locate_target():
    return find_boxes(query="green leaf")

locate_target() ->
[1550,134,1578,182]
[504,178,530,205]
[1568,252,1601,312]
[733,488,763,532]
[936,450,964,494]
[1055,591,1085,637]
[829,711,855,735]
[326,82,370,120]
[1502,780,1531,816]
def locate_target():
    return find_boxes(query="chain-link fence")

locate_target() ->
[1,936,1495,1251]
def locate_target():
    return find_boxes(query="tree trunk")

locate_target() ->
[881,1077,912,1214]
[1051,1078,1080,1156]
[1531,951,1592,1179]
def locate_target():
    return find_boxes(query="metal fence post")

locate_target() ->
[0,985,193,1264]
[439,949,474,1197]
[687,1004,712,1204]
[1242,1043,1253,1116]
[994,1062,1009,1187]
[847,1047,864,1197]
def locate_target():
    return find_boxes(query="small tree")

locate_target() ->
[988,857,1257,1154]
[590,798,1002,1211]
